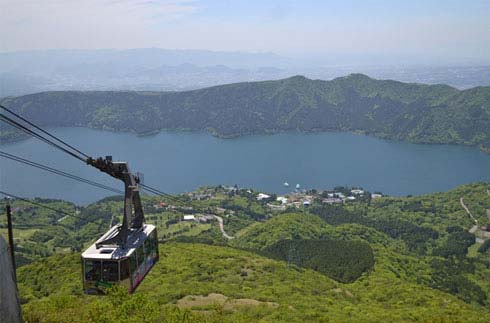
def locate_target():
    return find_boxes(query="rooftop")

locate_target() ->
[81,224,155,260]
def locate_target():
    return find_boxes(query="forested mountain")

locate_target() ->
[1,74,490,152]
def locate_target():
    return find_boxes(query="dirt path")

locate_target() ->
[460,197,478,225]
[213,215,234,240]
[461,197,485,243]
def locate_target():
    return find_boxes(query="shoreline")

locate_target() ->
[1,125,488,154]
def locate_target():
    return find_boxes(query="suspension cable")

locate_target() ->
[140,184,185,205]
[0,105,190,209]
[0,104,90,158]
[0,114,86,162]
[0,190,96,225]
[0,151,123,195]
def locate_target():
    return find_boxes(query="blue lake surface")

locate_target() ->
[1,127,489,205]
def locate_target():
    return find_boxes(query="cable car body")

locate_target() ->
[81,157,159,294]
[81,224,158,294]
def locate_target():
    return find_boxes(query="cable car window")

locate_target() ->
[152,230,159,255]
[144,237,151,257]
[85,260,101,281]
[120,259,130,280]
[137,245,145,266]
[130,253,137,273]
[102,261,119,282]
[151,234,157,255]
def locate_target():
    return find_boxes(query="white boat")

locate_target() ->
[296,184,300,189]
[283,182,289,187]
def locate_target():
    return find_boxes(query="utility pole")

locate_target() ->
[5,197,17,282]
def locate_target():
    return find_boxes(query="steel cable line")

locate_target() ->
[1,114,184,203]
[0,104,90,159]
[0,114,86,162]
[0,151,123,195]
[140,184,186,205]
[0,190,98,226]
[140,184,210,214]
[0,106,188,207]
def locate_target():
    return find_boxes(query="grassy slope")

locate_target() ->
[18,242,490,322]
[230,213,335,250]
[7,182,490,321]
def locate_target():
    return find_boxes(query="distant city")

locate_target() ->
[1,49,489,97]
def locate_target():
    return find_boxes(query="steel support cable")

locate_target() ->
[0,114,86,162]
[140,187,182,205]
[0,106,193,210]
[0,190,97,225]
[140,184,208,214]
[0,151,123,195]
[140,184,175,199]
[0,104,90,159]
[140,184,185,205]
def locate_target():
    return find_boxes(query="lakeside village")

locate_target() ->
[150,184,383,224]
[146,184,490,243]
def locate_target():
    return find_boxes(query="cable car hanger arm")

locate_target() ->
[86,156,145,249]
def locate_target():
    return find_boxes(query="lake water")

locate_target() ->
[1,127,489,205]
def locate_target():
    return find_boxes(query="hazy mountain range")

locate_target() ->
[1,49,489,97]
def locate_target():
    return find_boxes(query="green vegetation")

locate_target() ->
[2,74,490,152]
[2,182,490,321]
[263,239,374,283]
[231,213,333,250]
[17,243,490,322]
[309,204,439,253]
[478,239,490,254]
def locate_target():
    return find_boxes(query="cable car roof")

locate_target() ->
[82,224,156,260]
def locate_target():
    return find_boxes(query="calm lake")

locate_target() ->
[1,127,489,205]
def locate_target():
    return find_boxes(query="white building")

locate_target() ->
[351,189,364,195]
[371,193,383,199]
[276,196,288,204]
[322,198,343,204]
[268,204,286,211]
[183,215,196,221]
[257,193,271,201]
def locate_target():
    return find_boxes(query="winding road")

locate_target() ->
[460,197,484,243]
[213,215,234,240]
[460,197,478,225]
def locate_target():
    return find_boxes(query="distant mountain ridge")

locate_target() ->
[1,74,489,152]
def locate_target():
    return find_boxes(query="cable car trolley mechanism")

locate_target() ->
[81,156,159,294]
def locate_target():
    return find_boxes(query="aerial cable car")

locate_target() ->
[81,156,159,294]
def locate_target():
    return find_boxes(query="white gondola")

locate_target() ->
[81,156,159,294]
[81,224,158,294]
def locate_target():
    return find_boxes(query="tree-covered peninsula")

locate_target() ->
[1,74,490,152]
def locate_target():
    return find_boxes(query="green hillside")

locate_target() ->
[2,74,490,152]
[230,213,334,250]
[3,182,490,321]
[17,243,490,322]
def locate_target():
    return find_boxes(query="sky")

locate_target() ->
[1,0,490,65]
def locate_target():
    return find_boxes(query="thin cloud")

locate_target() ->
[0,0,488,65]
[0,0,200,51]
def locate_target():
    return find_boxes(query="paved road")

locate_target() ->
[213,215,234,240]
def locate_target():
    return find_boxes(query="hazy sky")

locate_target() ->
[1,0,489,64]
